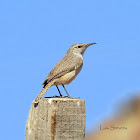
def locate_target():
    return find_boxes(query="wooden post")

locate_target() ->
[25,98,85,140]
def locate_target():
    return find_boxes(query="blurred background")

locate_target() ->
[0,0,140,139]
[85,94,140,140]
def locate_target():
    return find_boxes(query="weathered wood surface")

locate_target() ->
[25,98,85,140]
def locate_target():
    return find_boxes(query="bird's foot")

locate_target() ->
[44,96,80,99]
[52,95,65,98]
[65,96,80,99]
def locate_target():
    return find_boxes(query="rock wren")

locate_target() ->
[35,42,97,102]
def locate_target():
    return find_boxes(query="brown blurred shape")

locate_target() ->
[85,95,140,140]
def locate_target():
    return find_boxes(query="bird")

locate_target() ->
[35,42,97,102]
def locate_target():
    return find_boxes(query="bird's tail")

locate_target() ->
[35,81,54,102]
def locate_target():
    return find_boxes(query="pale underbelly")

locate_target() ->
[53,65,82,85]
[54,70,76,85]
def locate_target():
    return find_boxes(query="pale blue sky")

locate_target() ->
[0,0,140,139]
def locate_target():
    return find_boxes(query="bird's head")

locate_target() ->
[68,42,97,55]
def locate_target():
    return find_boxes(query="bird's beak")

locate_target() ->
[87,42,97,47]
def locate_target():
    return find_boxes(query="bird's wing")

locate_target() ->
[42,54,83,85]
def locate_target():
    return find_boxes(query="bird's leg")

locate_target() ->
[56,85,62,96]
[62,85,70,97]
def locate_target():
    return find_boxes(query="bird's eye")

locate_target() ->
[78,46,81,48]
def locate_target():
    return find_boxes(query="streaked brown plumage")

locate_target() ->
[35,42,97,102]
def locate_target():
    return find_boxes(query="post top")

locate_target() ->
[43,97,85,102]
